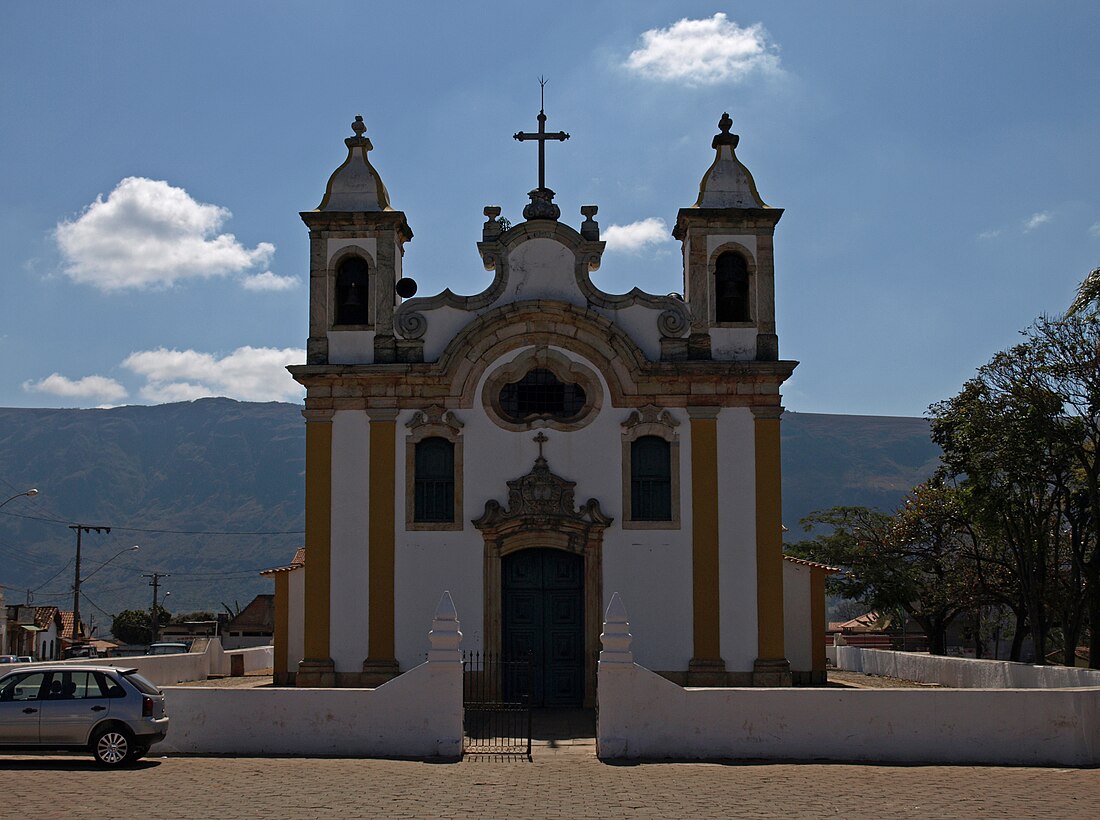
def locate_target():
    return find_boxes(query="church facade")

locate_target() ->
[280,111,825,702]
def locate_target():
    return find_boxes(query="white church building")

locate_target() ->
[269,111,831,704]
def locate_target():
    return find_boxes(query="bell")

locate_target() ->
[343,283,362,307]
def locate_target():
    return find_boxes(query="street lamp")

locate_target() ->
[81,545,140,584]
[0,488,38,509]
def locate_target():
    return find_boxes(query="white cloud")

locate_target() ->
[23,373,127,403]
[241,271,298,291]
[977,229,1002,240]
[55,177,274,291]
[1023,211,1052,232]
[603,218,671,253]
[1089,222,1100,237]
[624,13,782,85]
[121,345,305,403]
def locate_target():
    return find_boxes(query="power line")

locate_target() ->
[0,509,303,536]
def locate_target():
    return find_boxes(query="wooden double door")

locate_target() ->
[501,548,585,708]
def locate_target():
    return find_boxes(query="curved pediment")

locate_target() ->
[473,453,613,532]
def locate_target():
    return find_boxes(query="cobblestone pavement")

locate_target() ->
[2,749,1098,819]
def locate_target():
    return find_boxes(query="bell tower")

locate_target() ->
[301,116,414,366]
[673,113,782,362]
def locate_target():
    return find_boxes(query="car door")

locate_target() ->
[38,670,112,745]
[0,671,47,744]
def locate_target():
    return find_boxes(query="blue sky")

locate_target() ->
[2,2,1097,417]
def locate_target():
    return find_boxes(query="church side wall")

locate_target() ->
[717,407,759,671]
[330,410,372,674]
[287,568,305,677]
[782,562,812,673]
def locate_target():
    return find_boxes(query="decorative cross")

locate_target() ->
[533,430,549,460]
[513,77,570,191]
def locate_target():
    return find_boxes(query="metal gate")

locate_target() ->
[462,651,532,757]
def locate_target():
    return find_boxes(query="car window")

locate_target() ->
[122,671,161,696]
[0,671,47,702]
[94,672,125,698]
[71,671,109,699]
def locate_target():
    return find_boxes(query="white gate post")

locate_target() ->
[597,592,634,759]
[427,590,463,756]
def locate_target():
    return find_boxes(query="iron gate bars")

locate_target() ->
[462,650,532,757]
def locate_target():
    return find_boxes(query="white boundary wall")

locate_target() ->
[597,594,1100,766]
[830,646,1100,688]
[0,639,229,686]
[161,592,463,758]
[162,661,462,758]
[227,645,273,674]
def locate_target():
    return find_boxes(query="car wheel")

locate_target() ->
[92,726,135,767]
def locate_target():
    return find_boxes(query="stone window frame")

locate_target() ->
[708,242,757,329]
[621,405,681,530]
[482,347,603,433]
[404,406,464,531]
[329,245,377,331]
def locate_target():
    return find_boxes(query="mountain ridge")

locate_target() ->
[0,400,940,627]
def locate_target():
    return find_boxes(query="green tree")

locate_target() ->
[110,606,171,645]
[792,486,977,655]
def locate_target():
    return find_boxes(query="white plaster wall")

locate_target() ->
[597,661,1100,765]
[225,646,274,673]
[328,330,376,364]
[287,566,305,673]
[162,659,462,758]
[389,346,694,673]
[710,327,758,360]
[782,562,812,673]
[835,647,1100,689]
[419,305,478,362]
[706,234,757,260]
[330,410,370,673]
[592,304,662,362]
[327,238,378,266]
[717,407,758,672]
[501,239,585,305]
[0,639,227,686]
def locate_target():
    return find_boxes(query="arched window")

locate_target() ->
[414,437,454,523]
[499,368,587,421]
[714,251,750,322]
[334,256,370,325]
[631,436,672,521]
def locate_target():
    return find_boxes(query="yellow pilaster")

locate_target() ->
[299,408,334,685]
[688,407,724,680]
[365,409,399,680]
[752,405,790,685]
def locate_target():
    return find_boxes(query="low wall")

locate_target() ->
[225,645,273,674]
[162,660,462,758]
[597,661,1100,765]
[831,646,1100,688]
[0,639,227,686]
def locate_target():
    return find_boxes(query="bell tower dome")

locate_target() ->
[673,114,782,361]
[301,116,414,365]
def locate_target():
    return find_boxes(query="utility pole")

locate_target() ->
[69,524,110,645]
[145,572,169,645]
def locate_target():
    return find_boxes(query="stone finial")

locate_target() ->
[712,112,739,149]
[599,592,633,664]
[483,205,503,240]
[428,590,462,662]
[351,115,367,137]
[580,205,599,241]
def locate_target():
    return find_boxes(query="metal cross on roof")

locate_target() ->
[513,77,570,192]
